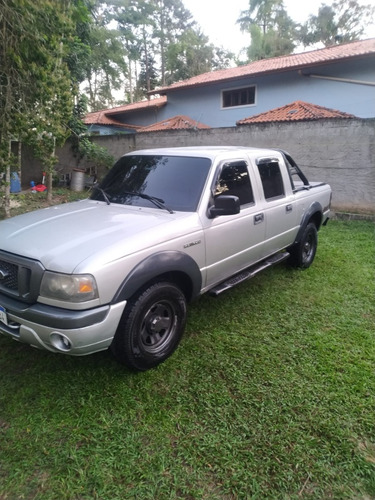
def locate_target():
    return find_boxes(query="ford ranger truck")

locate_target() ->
[0,147,331,371]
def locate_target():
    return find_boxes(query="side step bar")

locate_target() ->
[208,252,290,297]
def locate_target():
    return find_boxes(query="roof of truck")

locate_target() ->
[124,146,281,158]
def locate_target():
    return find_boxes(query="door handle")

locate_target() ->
[254,213,264,225]
[286,204,293,213]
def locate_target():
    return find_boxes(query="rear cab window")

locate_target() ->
[256,158,285,201]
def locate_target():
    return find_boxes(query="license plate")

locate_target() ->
[0,305,8,325]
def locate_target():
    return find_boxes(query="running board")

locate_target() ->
[208,252,290,297]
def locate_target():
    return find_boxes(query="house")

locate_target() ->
[83,109,142,135]
[84,96,167,135]
[85,38,375,132]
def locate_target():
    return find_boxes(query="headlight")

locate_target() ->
[40,272,98,303]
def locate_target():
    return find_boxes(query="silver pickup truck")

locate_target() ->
[0,147,331,370]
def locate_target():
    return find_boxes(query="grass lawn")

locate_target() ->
[0,194,374,499]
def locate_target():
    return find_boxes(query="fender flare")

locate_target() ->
[294,201,323,245]
[112,251,202,304]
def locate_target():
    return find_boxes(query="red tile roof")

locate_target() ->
[138,115,210,132]
[150,38,375,94]
[106,96,167,115]
[237,101,356,124]
[83,110,141,129]
[84,96,167,126]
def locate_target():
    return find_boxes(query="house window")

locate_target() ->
[222,86,256,108]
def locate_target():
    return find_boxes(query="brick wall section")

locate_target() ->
[24,118,375,214]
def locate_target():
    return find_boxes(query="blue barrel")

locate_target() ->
[10,172,21,193]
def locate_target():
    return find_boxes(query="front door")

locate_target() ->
[202,159,266,288]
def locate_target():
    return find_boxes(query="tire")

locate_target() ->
[289,222,318,269]
[110,282,187,371]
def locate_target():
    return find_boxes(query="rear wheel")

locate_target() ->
[110,282,187,371]
[289,222,318,269]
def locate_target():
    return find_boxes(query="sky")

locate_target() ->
[183,0,375,56]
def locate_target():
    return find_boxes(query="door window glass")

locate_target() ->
[257,160,285,200]
[215,161,254,206]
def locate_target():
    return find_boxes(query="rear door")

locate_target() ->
[202,159,266,287]
[255,156,299,256]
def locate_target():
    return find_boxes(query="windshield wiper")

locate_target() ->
[123,191,174,214]
[94,186,111,205]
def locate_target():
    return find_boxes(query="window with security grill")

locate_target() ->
[222,86,256,108]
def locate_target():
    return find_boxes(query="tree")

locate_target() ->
[237,0,298,61]
[137,52,159,96]
[109,0,155,102]
[151,0,195,86]
[165,28,231,84]
[0,0,94,212]
[78,1,127,110]
[0,1,71,212]
[109,0,233,100]
[69,94,114,171]
[299,0,375,47]
[25,2,78,202]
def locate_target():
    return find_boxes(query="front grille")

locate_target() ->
[0,251,45,303]
[0,260,19,290]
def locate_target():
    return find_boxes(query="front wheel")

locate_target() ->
[289,222,318,269]
[110,282,187,371]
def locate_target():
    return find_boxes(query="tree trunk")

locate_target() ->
[47,170,53,203]
[17,141,22,186]
[128,57,133,103]
[4,140,11,218]
[46,137,56,204]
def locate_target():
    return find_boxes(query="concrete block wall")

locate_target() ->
[22,118,375,214]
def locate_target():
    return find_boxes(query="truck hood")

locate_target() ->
[0,200,199,273]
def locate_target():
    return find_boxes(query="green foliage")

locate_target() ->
[299,0,375,47]
[165,28,215,83]
[238,0,374,61]
[238,0,298,61]
[137,52,159,96]
[78,138,114,169]
[0,220,374,498]
[106,0,233,103]
[81,20,128,110]
[0,0,93,207]
[69,94,114,169]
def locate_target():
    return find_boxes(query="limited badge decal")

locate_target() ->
[183,240,201,249]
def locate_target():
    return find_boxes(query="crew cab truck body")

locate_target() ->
[0,147,331,370]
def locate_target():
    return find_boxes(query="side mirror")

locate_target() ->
[209,195,240,218]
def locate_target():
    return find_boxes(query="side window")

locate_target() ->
[222,86,256,108]
[215,161,254,206]
[257,159,285,200]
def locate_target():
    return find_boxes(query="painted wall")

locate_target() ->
[112,106,166,127]
[151,59,375,127]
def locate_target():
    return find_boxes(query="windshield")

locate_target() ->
[90,154,212,212]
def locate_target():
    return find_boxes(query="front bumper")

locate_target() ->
[0,293,126,355]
